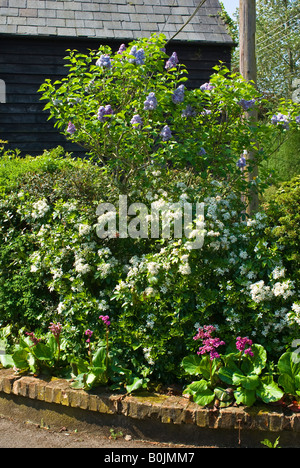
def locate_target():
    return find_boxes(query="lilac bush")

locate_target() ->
[0,34,299,388]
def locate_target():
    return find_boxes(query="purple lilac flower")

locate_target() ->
[98,104,114,122]
[201,108,212,116]
[238,99,256,111]
[181,105,196,118]
[144,92,157,110]
[236,156,246,169]
[200,82,214,91]
[136,48,145,65]
[165,52,179,70]
[117,43,126,54]
[99,315,111,326]
[96,54,112,69]
[130,114,143,128]
[49,322,63,338]
[193,325,225,361]
[128,46,145,65]
[198,147,206,156]
[296,115,300,124]
[128,46,137,62]
[85,329,93,343]
[160,125,172,141]
[271,113,290,129]
[172,84,185,104]
[67,122,76,134]
[236,336,254,356]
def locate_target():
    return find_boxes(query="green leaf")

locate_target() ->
[257,376,284,404]
[278,373,295,395]
[71,357,89,375]
[232,372,260,390]
[278,352,300,379]
[0,354,14,368]
[12,348,29,370]
[32,343,53,361]
[125,377,144,393]
[278,351,300,396]
[47,335,58,356]
[234,387,256,407]
[218,366,235,385]
[214,386,234,403]
[241,344,267,376]
[185,380,215,406]
[90,366,107,377]
[70,373,86,389]
[182,355,202,375]
[92,347,107,368]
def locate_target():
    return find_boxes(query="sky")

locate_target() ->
[221,0,239,19]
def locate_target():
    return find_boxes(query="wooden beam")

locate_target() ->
[239,0,259,216]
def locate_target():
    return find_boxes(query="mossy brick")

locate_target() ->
[36,382,46,401]
[19,379,30,397]
[216,410,235,429]
[268,411,284,432]
[79,392,89,410]
[182,402,196,424]
[45,383,56,403]
[195,408,209,427]
[3,375,18,394]
[60,389,70,407]
[12,379,21,396]
[291,414,300,432]
[161,397,189,425]
[88,394,99,412]
[69,390,82,408]
[28,381,38,399]
[254,410,269,431]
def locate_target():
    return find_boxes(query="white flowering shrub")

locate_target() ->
[0,149,299,383]
[1,34,300,384]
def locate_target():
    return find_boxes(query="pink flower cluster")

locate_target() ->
[85,329,93,343]
[193,325,225,361]
[236,336,254,356]
[49,322,62,338]
[26,332,41,346]
[99,315,111,326]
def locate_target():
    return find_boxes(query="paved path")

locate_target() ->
[0,415,210,449]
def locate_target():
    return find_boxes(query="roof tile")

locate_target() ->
[0,0,234,44]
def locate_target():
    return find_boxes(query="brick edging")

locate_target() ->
[0,368,299,434]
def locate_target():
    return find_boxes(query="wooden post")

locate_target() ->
[239,0,259,216]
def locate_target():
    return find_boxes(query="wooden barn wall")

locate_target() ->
[0,35,232,157]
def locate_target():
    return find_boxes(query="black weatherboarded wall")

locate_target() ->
[0,35,232,157]
[0,0,234,157]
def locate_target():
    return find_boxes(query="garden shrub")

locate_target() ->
[265,176,300,305]
[0,34,300,386]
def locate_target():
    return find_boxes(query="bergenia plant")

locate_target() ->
[182,326,283,408]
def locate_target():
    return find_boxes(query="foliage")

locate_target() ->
[265,176,300,287]
[0,34,300,392]
[38,33,299,199]
[256,0,300,101]
[0,325,68,377]
[182,328,283,407]
[261,437,281,448]
[229,0,300,101]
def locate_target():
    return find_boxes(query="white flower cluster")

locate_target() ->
[272,280,295,299]
[249,278,295,303]
[249,280,272,303]
[31,199,50,219]
[74,255,91,275]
